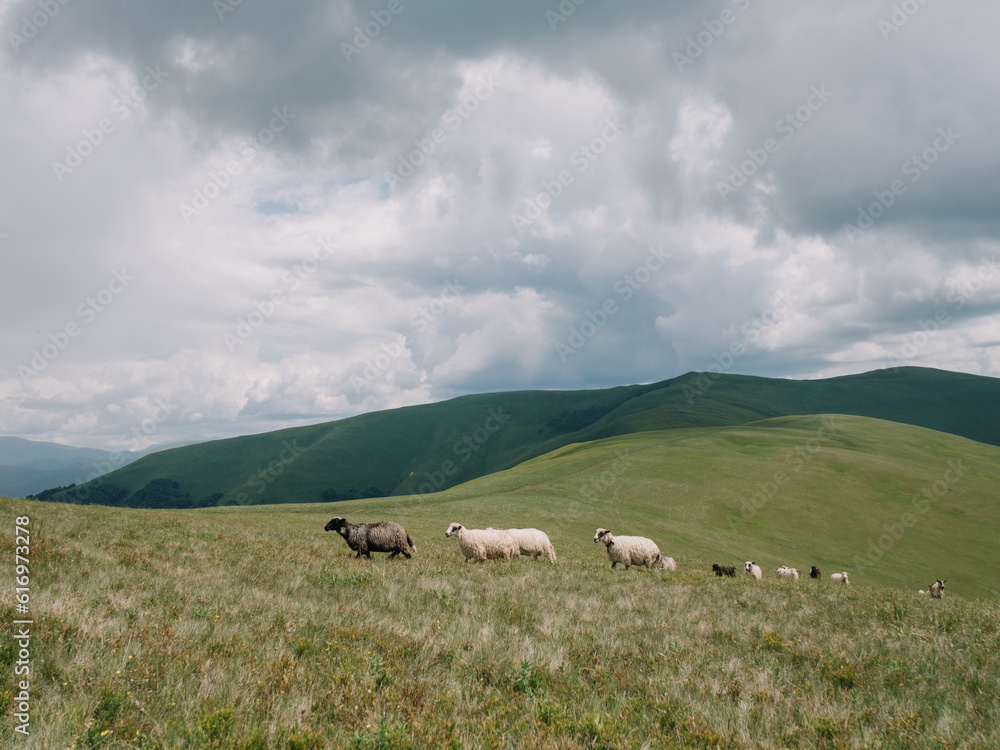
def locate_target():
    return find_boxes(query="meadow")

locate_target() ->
[2,415,999,748]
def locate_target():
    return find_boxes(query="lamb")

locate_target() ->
[487,527,557,562]
[712,564,736,577]
[830,572,850,585]
[324,517,415,559]
[656,556,677,571]
[920,579,946,598]
[445,523,517,562]
[809,566,821,579]
[593,528,661,570]
[744,561,762,580]
[776,566,800,581]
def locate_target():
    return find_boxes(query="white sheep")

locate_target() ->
[489,527,557,562]
[920,579,946,598]
[776,566,800,581]
[744,561,762,580]
[593,528,661,570]
[445,523,517,562]
[656,556,677,572]
[830,571,850,585]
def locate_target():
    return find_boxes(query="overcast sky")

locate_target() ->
[1,0,998,451]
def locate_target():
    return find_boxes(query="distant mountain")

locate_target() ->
[0,437,113,471]
[0,437,201,498]
[40,366,1000,509]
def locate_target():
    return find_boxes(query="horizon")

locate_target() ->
[2,1,999,452]
[3,364,994,452]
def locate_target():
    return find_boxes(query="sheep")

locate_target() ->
[324,517,415,559]
[776,566,800,581]
[920,579,946,598]
[712,563,736,577]
[593,528,661,570]
[656,556,677,572]
[809,566,821,579]
[830,572,850,585]
[744,561,763,580]
[445,523,517,562]
[487,527,557,562]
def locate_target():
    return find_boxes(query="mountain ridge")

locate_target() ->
[30,366,1000,508]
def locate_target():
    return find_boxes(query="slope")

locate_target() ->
[46,366,1000,508]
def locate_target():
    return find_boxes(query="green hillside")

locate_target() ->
[3,414,998,748]
[43,366,1000,508]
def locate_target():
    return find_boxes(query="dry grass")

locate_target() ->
[1,497,998,749]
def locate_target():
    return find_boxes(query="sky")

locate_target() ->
[1,0,999,452]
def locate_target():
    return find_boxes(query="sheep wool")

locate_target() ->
[324,517,415,559]
[445,523,517,562]
[593,528,661,570]
[830,572,850,585]
[656,556,677,572]
[502,528,557,562]
[776,566,800,581]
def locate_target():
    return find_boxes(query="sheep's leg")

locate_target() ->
[388,550,400,559]
[611,561,617,569]
[401,549,411,559]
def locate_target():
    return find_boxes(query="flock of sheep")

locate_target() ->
[323,516,947,598]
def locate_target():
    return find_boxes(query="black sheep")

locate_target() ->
[324,517,415,559]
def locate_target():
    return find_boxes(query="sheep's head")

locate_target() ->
[325,517,348,533]
[445,523,463,537]
[594,528,612,545]
[745,561,755,571]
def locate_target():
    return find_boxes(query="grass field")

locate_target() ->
[2,414,999,748]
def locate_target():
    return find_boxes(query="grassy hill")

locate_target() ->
[2,414,998,748]
[41,366,1000,508]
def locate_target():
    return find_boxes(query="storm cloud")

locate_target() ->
[1,0,997,449]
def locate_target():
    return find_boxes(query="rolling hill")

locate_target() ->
[36,366,1000,508]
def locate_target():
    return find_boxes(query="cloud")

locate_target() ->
[1,0,998,449]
